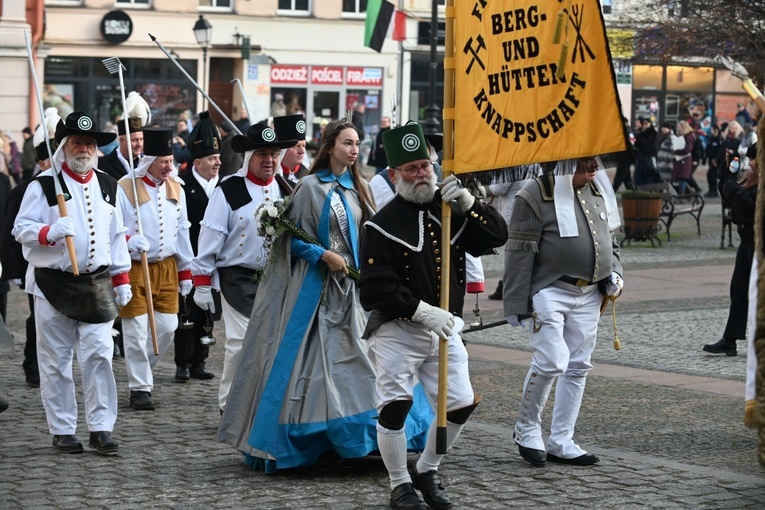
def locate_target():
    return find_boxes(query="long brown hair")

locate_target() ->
[309,119,375,222]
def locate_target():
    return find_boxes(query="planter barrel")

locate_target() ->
[621,193,663,247]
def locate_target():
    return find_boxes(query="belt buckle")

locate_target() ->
[575,278,589,287]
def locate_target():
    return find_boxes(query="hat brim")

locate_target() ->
[424,133,443,154]
[56,125,117,147]
[231,136,297,153]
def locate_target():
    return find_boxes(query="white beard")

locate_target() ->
[66,152,96,174]
[396,171,437,204]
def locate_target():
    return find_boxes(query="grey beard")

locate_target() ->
[66,153,96,174]
[396,172,437,204]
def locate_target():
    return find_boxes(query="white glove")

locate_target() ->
[412,301,455,338]
[605,272,624,297]
[179,280,193,297]
[127,234,150,253]
[47,216,76,243]
[193,285,216,314]
[10,279,22,287]
[506,315,527,328]
[441,175,475,211]
[114,284,132,307]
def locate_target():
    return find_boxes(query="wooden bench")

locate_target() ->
[635,182,705,241]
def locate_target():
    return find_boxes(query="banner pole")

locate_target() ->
[436,0,456,456]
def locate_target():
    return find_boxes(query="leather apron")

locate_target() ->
[34,265,119,324]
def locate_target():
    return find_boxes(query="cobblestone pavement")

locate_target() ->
[1,191,764,509]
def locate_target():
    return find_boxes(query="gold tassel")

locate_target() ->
[600,296,622,350]
[745,399,758,428]
[555,43,568,81]
[612,301,621,350]
[552,11,565,44]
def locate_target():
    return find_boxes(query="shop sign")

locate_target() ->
[271,65,309,84]
[311,66,344,85]
[346,67,383,87]
[101,10,133,44]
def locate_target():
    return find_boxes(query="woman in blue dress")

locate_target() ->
[218,119,431,473]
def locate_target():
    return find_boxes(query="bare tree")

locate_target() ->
[610,1,765,84]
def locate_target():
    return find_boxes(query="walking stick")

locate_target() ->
[23,29,79,276]
[149,34,241,135]
[102,57,159,356]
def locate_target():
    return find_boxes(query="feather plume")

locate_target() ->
[123,91,151,127]
[33,107,62,147]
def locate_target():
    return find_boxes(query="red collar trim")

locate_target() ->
[141,175,158,188]
[247,173,273,186]
[62,163,93,184]
[281,163,300,175]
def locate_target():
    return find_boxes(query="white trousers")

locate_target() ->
[367,318,474,412]
[122,312,177,392]
[35,296,118,435]
[515,281,600,458]
[218,295,249,411]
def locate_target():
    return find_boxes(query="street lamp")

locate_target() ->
[193,14,212,110]
[423,0,441,135]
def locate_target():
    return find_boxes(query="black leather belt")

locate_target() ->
[559,275,596,287]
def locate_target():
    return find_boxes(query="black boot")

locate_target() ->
[488,280,503,300]
[702,338,737,356]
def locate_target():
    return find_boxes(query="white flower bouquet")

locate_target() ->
[254,198,359,281]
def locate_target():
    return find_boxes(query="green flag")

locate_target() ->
[364,0,394,53]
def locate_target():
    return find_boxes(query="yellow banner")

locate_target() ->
[453,0,627,173]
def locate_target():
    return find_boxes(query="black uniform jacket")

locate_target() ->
[98,149,137,181]
[359,191,507,327]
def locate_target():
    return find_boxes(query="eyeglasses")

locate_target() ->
[394,162,432,176]
[253,149,281,160]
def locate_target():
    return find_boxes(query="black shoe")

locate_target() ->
[703,338,737,356]
[129,390,155,410]
[0,397,8,413]
[89,431,119,455]
[190,368,215,380]
[25,370,40,388]
[546,452,600,466]
[52,434,84,454]
[410,466,452,510]
[488,280,503,300]
[517,443,547,467]
[704,191,718,198]
[175,367,190,382]
[389,483,425,510]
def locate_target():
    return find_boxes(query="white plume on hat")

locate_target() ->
[122,91,151,127]
[33,107,62,147]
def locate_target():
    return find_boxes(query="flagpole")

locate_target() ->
[397,0,405,119]
[436,0,455,456]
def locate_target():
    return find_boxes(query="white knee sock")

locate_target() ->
[377,423,410,489]
[416,420,464,473]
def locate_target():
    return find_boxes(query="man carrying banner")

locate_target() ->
[502,157,623,467]
[12,111,132,454]
[359,122,507,510]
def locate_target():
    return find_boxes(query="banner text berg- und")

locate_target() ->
[454,0,627,173]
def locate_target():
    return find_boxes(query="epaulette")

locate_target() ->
[219,176,252,211]
[534,173,555,201]
[38,171,117,207]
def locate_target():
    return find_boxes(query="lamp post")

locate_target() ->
[422,0,441,135]
[193,14,212,110]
